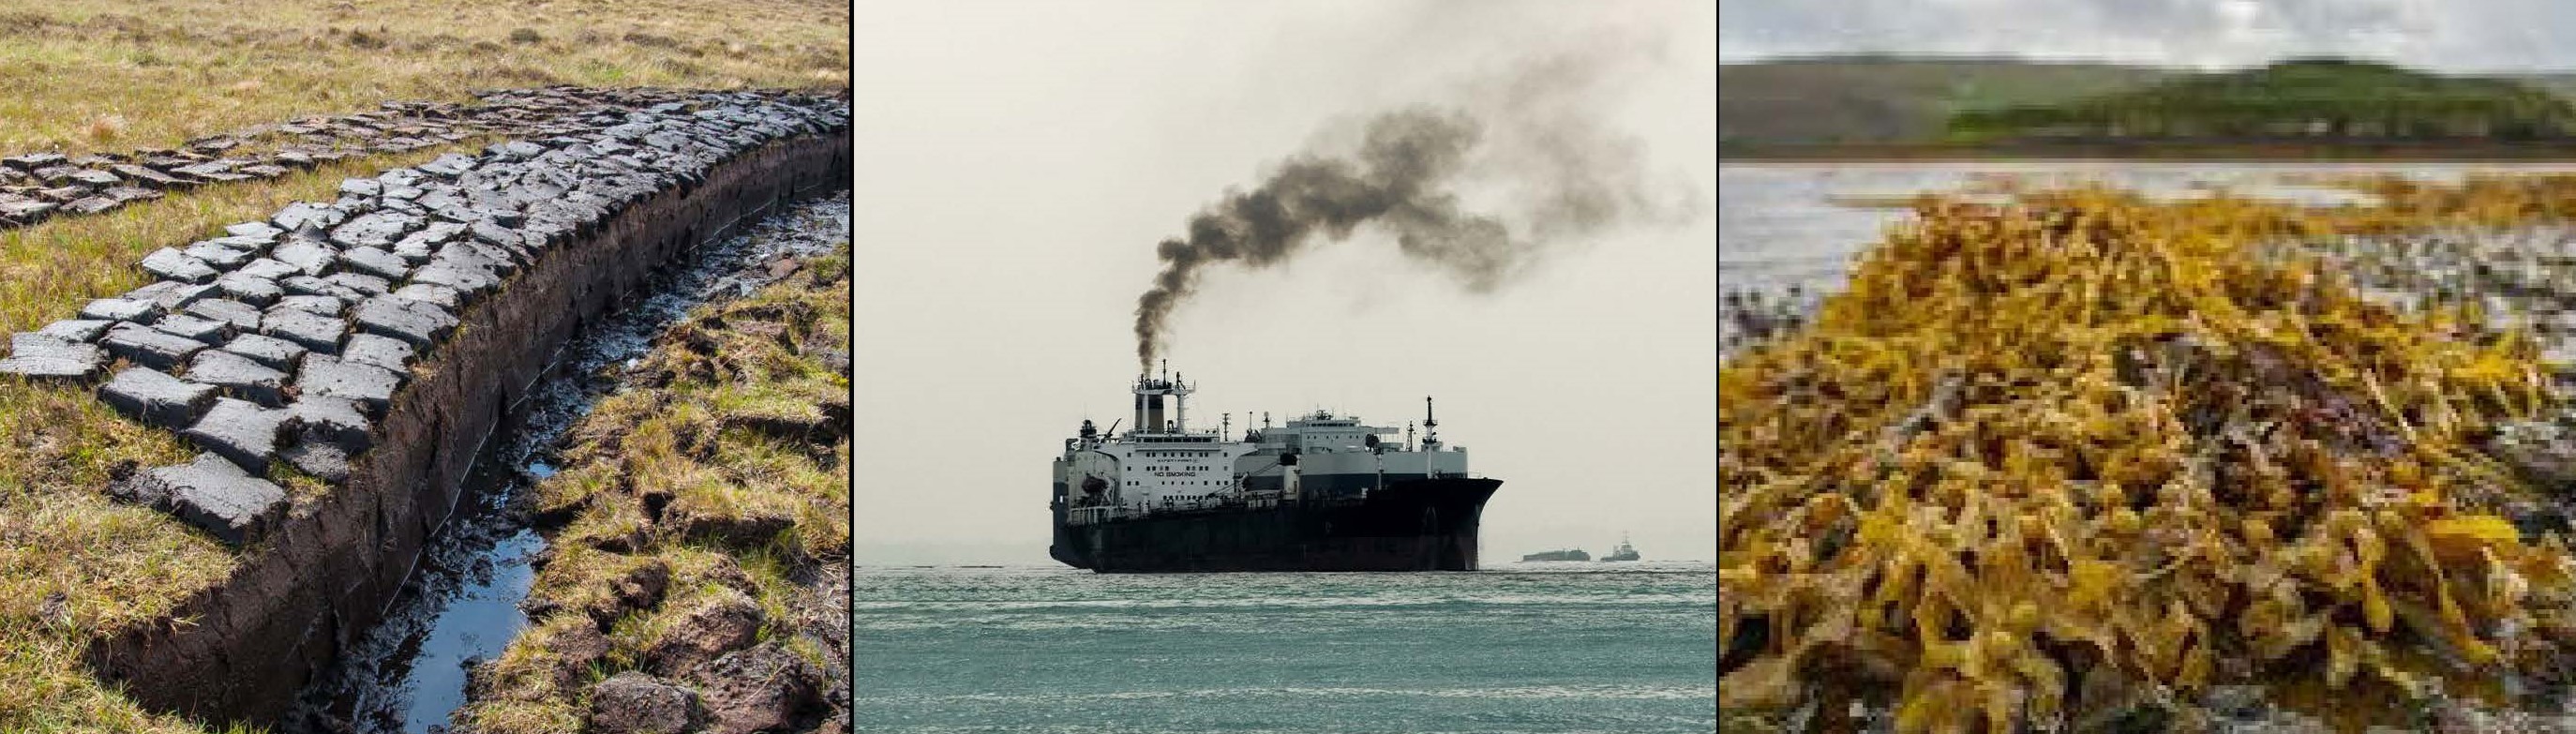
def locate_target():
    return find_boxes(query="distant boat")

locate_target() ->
[1600,533,1640,562]
[1521,548,1590,562]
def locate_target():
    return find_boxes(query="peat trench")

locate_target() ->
[283,191,850,734]
[3,89,854,727]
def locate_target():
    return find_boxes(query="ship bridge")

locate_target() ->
[1053,367,1475,523]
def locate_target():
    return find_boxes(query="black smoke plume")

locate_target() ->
[1131,52,1693,370]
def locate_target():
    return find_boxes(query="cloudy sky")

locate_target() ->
[1723,0,2576,71]
[854,0,1716,564]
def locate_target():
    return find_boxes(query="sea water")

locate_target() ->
[854,562,1717,734]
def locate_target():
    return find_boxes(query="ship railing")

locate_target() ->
[1064,505,1137,526]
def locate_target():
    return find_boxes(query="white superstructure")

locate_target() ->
[1055,365,1472,525]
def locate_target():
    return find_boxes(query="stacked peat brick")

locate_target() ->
[0,91,849,547]
[0,86,829,228]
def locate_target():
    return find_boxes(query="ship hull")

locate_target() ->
[1052,477,1502,572]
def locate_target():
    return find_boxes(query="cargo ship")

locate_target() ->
[1601,533,1640,562]
[1049,367,1502,572]
[1521,548,1590,562]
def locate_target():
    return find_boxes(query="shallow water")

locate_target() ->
[855,562,1718,734]
[1718,160,2576,294]
[285,191,852,733]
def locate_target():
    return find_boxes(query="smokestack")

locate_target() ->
[1146,393,1166,434]
[1129,48,1699,369]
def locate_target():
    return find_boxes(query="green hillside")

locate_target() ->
[1721,55,2576,153]
[1719,55,2178,145]
[1949,58,2576,142]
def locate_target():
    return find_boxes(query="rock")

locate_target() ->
[337,178,382,198]
[279,439,351,483]
[686,643,826,734]
[271,240,337,277]
[297,353,399,414]
[393,283,462,310]
[272,202,347,232]
[586,672,701,734]
[290,395,371,452]
[326,272,393,296]
[274,294,347,317]
[181,397,296,472]
[0,334,104,380]
[65,169,119,187]
[151,314,231,344]
[0,197,58,223]
[341,333,415,373]
[144,282,219,312]
[280,276,365,302]
[112,452,288,547]
[410,259,499,295]
[260,307,346,353]
[59,196,119,215]
[102,322,208,369]
[140,248,218,283]
[352,295,456,347]
[35,319,112,343]
[98,367,217,429]
[391,222,467,262]
[183,241,256,269]
[220,333,307,371]
[330,211,419,250]
[471,219,527,252]
[236,258,302,281]
[224,221,284,239]
[79,297,158,323]
[100,187,161,204]
[183,299,262,332]
[488,141,547,158]
[337,247,412,280]
[2201,684,2267,720]
[213,272,283,306]
[2490,421,2576,490]
[417,153,477,177]
[1,152,66,171]
[187,349,290,406]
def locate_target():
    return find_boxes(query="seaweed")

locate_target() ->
[1718,186,2576,732]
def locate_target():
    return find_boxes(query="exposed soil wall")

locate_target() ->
[82,129,851,726]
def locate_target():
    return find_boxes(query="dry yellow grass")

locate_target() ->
[0,146,474,733]
[0,1,847,729]
[0,0,850,156]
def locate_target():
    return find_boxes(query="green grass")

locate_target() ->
[458,245,850,733]
[0,0,848,156]
[0,1,848,729]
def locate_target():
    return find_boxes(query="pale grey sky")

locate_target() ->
[1723,0,2576,71]
[852,0,1718,564]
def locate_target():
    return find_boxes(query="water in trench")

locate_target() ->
[284,190,851,734]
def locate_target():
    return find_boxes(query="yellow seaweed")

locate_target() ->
[1720,182,2576,731]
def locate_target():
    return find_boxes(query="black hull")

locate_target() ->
[1051,477,1502,572]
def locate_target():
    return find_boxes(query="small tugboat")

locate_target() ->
[1520,548,1590,562]
[1600,533,1640,562]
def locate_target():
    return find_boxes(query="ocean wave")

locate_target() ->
[851,592,1710,612]
[855,683,1715,706]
